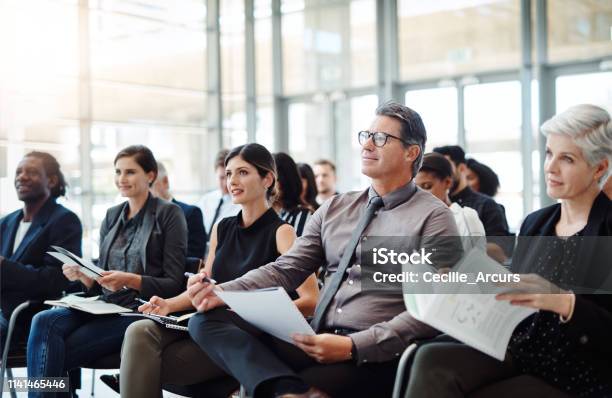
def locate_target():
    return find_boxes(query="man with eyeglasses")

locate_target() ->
[183,102,460,398]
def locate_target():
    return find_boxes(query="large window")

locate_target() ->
[464,80,523,230]
[556,72,612,112]
[405,87,458,152]
[548,0,612,63]
[398,0,521,80]
[0,0,80,216]
[281,0,377,95]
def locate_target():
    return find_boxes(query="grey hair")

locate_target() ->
[375,101,427,177]
[541,104,612,182]
[156,161,168,178]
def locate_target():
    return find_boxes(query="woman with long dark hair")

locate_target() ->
[273,153,314,237]
[119,143,318,398]
[297,162,319,212]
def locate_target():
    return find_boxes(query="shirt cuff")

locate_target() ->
[560,292,576,323]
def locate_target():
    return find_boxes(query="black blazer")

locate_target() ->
[97,196,187,299]
[512,191,612,380]
[172,198,207,259]
[0,198,83,317]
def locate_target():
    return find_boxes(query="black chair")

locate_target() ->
[391,335,571,398]
[1,301,37,398]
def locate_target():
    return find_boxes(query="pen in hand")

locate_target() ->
[135,298,158,308]
[184,272,217,285]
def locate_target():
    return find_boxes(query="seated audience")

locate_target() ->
[27,145,187,397]
[297,162,320,212]
[151,161,207,258]
[199,149,240,242]
[273,153,313,237]
[405,104,612,398]
[183,102,459,398]
[465,158,501,198]
[416,152,486,252]
[119,143,319,398]
[0,152,82,346]
[434,145,511,260]
[313,159,339,205]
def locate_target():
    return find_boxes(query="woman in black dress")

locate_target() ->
[119,143,318,398]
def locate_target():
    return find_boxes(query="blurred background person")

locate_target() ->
[273,153,313,237]
[465,158,501,198]
[151,161,206,259]
[297,162,319,212]
[0,152,82,349]
[313,159,338,204]
[433,145,511,261]
[416,152,486,252]
[199,149,240,243]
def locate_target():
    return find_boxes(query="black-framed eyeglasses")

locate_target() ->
[358,130,413,147]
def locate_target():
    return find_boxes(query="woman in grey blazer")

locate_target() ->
[27,145,187,398]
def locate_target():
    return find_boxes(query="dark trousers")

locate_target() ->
[188,308,398,398]
[404,342,571,398]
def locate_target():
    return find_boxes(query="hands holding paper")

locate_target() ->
[62,264,95,289]
[496,273,574,318]
[62,264,141,292]
[187,271,225,312]
[292,333,353,364]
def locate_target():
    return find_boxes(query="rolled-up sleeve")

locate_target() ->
[349,311,439,364]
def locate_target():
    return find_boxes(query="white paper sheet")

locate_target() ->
[216,287,315,344]
[48,245,104,278]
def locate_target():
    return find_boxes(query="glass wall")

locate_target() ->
[398,0,521,80]
[2,0,612,256]
[281,0,376,95]
[548,0,612,63]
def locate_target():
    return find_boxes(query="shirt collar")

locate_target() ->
[368,180,418,211]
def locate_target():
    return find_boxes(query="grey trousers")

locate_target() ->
[119,319,228,398]
[403,342,571,398]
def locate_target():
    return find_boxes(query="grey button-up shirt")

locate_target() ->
[220,181,459,364]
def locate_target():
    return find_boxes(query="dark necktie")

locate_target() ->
[310,196,385,332]
[208,196,224,236]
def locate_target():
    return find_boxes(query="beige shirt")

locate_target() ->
[221,181,460,364]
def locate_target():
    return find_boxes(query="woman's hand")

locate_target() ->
[496,273,574,317]
[62,264,95,289]
[98,270,141,292]
[138,296,171,316]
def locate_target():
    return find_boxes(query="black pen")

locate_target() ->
[184,272,217,284]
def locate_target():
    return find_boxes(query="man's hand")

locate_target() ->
[496,273,573,317]
[98,270,140,292]
[292,333,353,364]
[186,272,224,312]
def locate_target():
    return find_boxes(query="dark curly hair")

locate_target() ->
[24,151,68,198]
